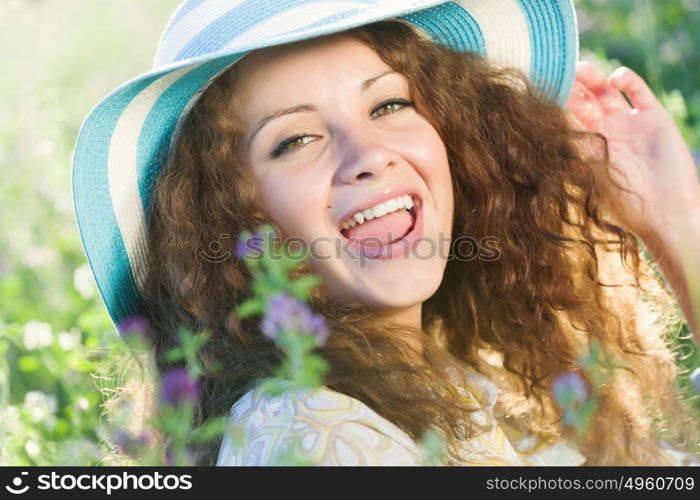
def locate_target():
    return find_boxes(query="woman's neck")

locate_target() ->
[379,303,426,365]
[387,303,422,330]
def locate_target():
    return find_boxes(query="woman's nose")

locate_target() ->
[334,126,401,184]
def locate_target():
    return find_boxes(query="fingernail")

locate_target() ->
[610,67,628,86]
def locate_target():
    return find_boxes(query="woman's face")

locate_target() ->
[235,33,453,317]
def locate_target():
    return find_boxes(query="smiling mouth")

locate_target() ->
[340,195,422,247]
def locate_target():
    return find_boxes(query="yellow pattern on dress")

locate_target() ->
[216,365,696,466]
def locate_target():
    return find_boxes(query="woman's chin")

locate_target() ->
[308,248,446,308]
[350,274,444,310]
[360,256,446,291]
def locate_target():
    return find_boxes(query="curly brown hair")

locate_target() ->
[140,19,700,465]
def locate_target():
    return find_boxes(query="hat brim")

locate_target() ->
[72,0,579,329]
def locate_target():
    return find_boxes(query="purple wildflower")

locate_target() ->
[161,368,201,409]
[165,443,197,466]
[118,316,151,343]
[111,429,150,458]
[235,233,265,259]
[552,371,589,404]
[261,292,329,346]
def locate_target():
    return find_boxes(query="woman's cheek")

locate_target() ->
[415,129,452,229]
[409,134,449,181]
[253,175,292,230]
[260,175,317,236]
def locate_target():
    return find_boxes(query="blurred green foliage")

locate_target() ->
[577,0,700,150]
[0,0,180,466]
[0,0,698,465]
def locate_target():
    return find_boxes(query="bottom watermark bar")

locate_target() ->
[0,466,697,498]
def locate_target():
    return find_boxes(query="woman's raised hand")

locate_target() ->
[565,60,700,241]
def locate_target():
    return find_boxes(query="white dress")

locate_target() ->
[216,365,698,466]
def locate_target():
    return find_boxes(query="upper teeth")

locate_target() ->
[340,194,415,231]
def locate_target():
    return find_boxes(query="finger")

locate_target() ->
[576,61,630,111]
[565,108,585,131]
[575,61,609,92]
[566,80,606,132]
[608,66,657,111]
[597,89,632,112]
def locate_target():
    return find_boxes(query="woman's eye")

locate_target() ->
[270,134,320,158]
[269,98,414,158]
[370,98,414,118]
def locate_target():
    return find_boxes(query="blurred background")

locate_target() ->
[0,0,698,465]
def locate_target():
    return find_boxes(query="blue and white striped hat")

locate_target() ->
[72,0,579,330]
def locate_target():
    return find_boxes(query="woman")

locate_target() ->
[72,0,700,465]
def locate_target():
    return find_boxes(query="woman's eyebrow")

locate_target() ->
[246,70,399,148]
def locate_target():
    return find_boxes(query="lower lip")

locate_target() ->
[342,199,424,261]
